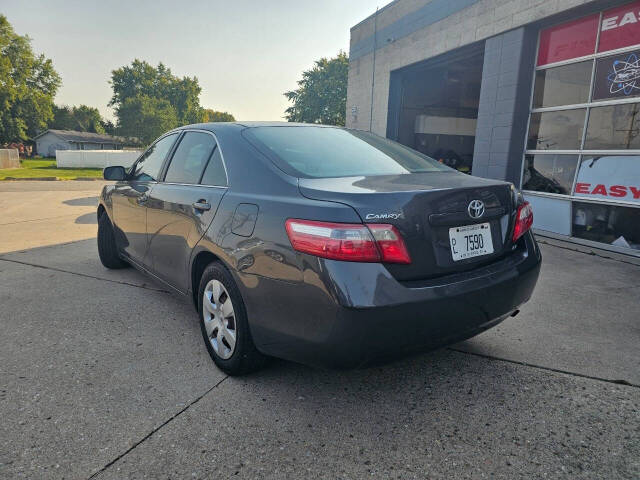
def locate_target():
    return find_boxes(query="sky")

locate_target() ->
[2,0,380,122]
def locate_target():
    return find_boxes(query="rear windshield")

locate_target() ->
[243,126,450,178]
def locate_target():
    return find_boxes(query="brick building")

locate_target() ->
[347,0,640,255]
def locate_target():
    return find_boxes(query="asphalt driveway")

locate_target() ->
[0,181,638,479]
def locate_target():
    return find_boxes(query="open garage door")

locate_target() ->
[387,42,484,174]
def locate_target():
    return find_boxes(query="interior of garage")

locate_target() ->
[386,42,484,174]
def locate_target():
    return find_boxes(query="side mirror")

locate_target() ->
[103,166,126,181]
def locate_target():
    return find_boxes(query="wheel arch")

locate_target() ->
[190,250,224,309]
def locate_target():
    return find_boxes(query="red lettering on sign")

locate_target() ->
[630,186,640,199]
[591,184,608,196]
[575,182,591,194]
[609,185,628,197]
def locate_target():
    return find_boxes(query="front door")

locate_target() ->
[111,132,179,266]
[146,131,228,291]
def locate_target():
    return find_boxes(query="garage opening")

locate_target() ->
[386,42,485,174]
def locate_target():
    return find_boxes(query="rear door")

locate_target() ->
[111,132,179,267]
[146,130,228,292]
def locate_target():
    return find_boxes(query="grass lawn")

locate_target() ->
[0,158,103,180]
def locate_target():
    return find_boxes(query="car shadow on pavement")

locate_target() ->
[75,212,97,224]
[63,195,98,206]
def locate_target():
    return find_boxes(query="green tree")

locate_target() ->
[0,15,61,143]
[201,109,235,122]
[50,104,105,133]
[284,51,348,126]
[51,105,75,130]
[116,95,178,144]
[109,60,202,132]
[100,119,116,136]
[72,105,105,133]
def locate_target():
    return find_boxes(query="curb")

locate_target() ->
[1,177,103,181]
[3,177,57,181]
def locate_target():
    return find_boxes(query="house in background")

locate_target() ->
[34,129,124,157]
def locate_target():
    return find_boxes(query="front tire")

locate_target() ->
[198,262,266,375]
[97,212,128,269]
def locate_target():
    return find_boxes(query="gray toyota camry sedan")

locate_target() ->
[97,122,541,375]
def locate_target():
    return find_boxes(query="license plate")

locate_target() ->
[449,223,494,261]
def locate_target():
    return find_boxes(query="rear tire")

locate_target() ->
[198,262,267,375]
[97,212,128,269]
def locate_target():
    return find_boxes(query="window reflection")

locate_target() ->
[533,61,592,108]
[585,103,640,149]
[522,154,578,194]
[527,109,586,150]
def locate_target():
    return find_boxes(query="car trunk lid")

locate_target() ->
[298,171,516,281]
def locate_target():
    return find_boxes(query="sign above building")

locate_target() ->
[599,1,640,53]
[537,14,599,66]
[538,1,640,67]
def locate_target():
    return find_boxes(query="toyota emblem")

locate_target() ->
[468,200,485,219]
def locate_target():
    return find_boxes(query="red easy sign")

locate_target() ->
[599,0,640,53]
[575,182,640,199]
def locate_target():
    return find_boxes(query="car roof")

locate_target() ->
[175,121,340,132]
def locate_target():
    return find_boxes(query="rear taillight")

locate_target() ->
[285,219,411,264]
[512,201,533,242]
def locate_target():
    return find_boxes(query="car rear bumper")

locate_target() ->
[239,232,541,369]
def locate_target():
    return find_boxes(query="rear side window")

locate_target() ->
[244,126,450,179]
[200,147,227,186]
[164,132,216,184]
[131,133,178,181]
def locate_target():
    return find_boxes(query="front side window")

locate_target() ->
[131,133,178,182]
[244,126,449,179]
[164,132,216,184]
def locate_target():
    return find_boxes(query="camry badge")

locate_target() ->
[468,200,485,219]
[365,212,404,220]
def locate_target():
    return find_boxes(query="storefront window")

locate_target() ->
[527,109,586,150]
[573,201,640,250]
[584,103,640,149]
[526,5,640,253]
[533,62,592,108]
[523,154,578,194]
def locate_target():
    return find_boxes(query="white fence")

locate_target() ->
[0,149,20,168]
[56,150,141,169]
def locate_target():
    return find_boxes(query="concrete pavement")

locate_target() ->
[0,181,110,254]
[0,181,638,479]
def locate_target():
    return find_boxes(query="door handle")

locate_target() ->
[193,201,211,211]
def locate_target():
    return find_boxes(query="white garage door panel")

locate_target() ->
[525,194,571,236]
